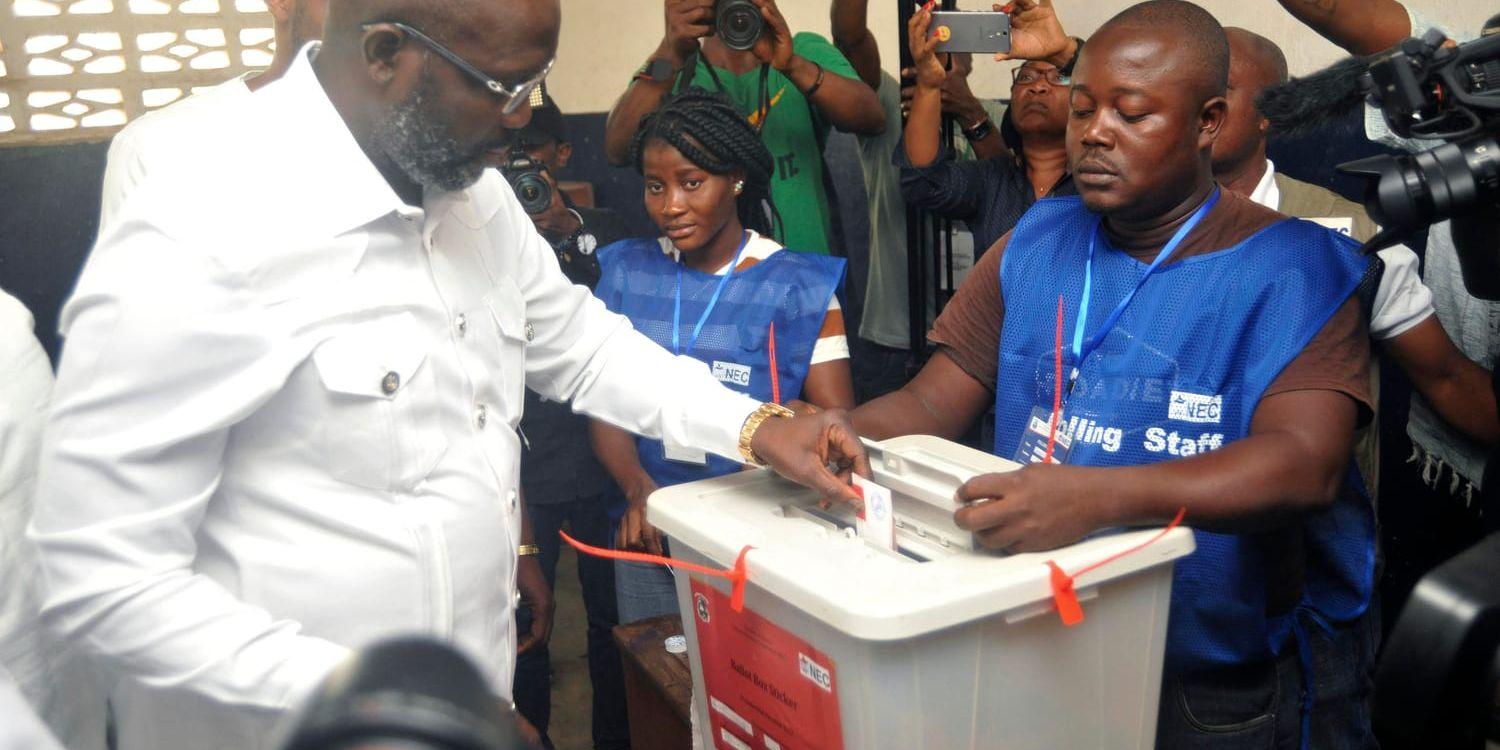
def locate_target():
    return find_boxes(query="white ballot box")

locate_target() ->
[650,435,1195,750]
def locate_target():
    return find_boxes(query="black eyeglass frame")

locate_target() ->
[1011,65,1071,87]
[364,21,554,115]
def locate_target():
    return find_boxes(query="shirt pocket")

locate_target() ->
[312,311,448,492]
[482,283,529,429]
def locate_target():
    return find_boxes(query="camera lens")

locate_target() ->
[1342,133,1500,236]
[716,0,763,51]
[511,173,551,215]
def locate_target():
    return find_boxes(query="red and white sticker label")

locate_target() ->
[691,578,844,750]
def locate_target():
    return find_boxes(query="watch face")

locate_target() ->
[579,233,597,255]
[648,58,676,82]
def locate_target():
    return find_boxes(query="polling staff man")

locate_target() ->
[30,1,867,749]
[853,1,1375,746]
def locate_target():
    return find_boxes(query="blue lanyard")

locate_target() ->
[1068,189,1220,390]
[672,231,750,356]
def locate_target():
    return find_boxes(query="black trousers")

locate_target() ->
[513,494,630,750]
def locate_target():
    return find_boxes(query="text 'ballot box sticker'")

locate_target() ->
[691,578,844,750]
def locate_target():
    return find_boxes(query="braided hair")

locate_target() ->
[631,88,784,243]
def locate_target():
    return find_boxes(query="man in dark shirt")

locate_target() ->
[495,93,632,750]
[854,2,1374,746]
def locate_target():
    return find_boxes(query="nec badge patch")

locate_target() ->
[713,360,752,387]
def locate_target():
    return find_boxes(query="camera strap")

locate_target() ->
[689,47,772,135]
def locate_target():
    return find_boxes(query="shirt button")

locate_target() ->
[524,322,535,342]
[474,403,488,429]
[455,314,467,337]
[380,371,400,395]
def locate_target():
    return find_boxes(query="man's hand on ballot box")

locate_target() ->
[955,464,1108,554]
[752,409,870,509]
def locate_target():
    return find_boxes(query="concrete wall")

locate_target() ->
[545,0,1495,113]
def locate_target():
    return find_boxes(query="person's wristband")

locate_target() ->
[517,544,542,557]
[962,116,994,142]
[738,402,797,465]
[802,61,827,99]
[1056,36,1084,78]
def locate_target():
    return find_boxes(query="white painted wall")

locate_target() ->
[546,0,1495,113]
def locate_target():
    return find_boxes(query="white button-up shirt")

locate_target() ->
[98,75,252,228]
[0,292,106,750]
[32,45,759,750]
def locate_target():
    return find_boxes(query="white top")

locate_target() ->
[32,44,760,750]
[0,292,106,750]
[659,230,850,365]
[0,665,64,750]
[99,75,252,228]
[1250,160,1434,340]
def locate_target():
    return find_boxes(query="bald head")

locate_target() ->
[1212,28,1288,185]
[1096,0,1229,106]
[313,0,559,203]
[321,0,559,55]
[1225,28,1288,89]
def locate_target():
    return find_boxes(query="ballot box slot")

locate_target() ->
[779,502,959,562]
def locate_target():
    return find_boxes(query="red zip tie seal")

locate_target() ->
[1044,507,1187,627]
[559,530,755,612]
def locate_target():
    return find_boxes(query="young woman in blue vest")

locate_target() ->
[590,89,854,623]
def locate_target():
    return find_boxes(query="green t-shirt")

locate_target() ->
[682,33,859,255]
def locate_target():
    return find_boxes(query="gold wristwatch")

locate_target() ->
[738,402,797,466]
[517,543,541,557]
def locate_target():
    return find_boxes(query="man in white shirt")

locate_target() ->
[99,0,328,225]
[1274,0,1500,500]
[32,2,867,749]
[1212,27,1497,456]
[0,291,105,750]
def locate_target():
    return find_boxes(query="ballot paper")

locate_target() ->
[852,475,896,551]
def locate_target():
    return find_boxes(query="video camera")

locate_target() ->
[500,146,553,216]
[1337,15,1500,253]
[281,637,535,750]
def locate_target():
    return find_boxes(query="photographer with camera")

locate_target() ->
[830,0,1008,402]
[898,0,1080,256]
[1214,27,1497,499]
[1271,0,1500,505]
[603,0,884,256]
[486,93,632,750]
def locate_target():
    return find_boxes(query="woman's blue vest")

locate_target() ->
[993,196,1375,675]
[595,237,845,488]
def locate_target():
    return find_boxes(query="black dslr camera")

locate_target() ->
[501,146,552,215]
[714,0,763,51]
[1338,17,1500,252]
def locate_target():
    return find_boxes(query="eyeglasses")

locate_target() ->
[368,21,554,115]
[1012,67,1070,87]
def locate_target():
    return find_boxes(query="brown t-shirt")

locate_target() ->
[929,190,1372,416]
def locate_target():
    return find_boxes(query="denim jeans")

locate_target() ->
[1155,606,1381,750]
[1156,647,1303,749]
[614,541,682,625]
[513,495,631,750]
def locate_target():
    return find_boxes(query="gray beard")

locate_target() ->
[370,71,484,193]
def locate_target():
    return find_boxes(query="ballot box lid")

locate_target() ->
[650,435,1196,641]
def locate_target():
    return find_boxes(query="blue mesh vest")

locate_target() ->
[993,196,1374,674]
[595,236,845,488]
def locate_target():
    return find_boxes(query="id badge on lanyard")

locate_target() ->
[664,232,750,467]
[1012,189,1220,465]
